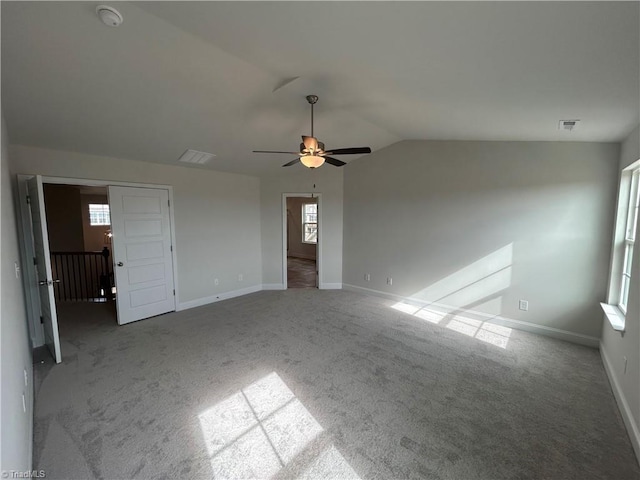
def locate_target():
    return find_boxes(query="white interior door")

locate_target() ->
[27,176,62,363]
[109,186,175,325]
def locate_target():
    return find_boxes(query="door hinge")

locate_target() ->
[26,195,31,204]
[39,315,44,324]
[33,257,37,266]
[170,245,173,252]
[168,199,170,207]
[173,289,175,296]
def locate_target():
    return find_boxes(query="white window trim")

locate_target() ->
[88,203,111,226]
[602,163,640,332]
[600,303,626,332]
[301,203,317,245]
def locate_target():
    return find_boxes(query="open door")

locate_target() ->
[27,176,62,363]
[109,186,175,325]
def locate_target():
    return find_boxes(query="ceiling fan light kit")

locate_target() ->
[253,95,372,169]
[301,155,325,168]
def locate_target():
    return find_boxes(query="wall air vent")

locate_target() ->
[558,119,580,132]
[178,149,216,165]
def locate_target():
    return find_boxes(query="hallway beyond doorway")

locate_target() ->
[287,257,316,288]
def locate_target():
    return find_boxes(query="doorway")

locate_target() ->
[42,183,118,353]
[43,184,115,303]
[17,175,178,363]
[282,194,321,289]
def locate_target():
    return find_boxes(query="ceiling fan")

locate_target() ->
[253,95,372,168]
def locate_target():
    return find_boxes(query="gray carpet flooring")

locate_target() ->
[33,290,639,479]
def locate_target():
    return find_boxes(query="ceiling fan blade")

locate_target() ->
[323,147,372,155]
[282,158,301,167]
[253,150,301,154]
[323,156,346,167]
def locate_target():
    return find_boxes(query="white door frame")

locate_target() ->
[16,174,180,348]
[282,193,322,289]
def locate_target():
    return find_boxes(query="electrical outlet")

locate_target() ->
[387,277,393,286]
[518,300,529,311]
[364,274,370,282]
[214,278,219,286]
[238,274,243,282]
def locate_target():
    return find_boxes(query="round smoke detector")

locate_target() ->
[96,5,123,27]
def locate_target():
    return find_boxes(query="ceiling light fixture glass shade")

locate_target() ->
[300,155,325,168]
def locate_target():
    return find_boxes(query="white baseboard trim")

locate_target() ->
[262,283,285,290]
[177,285,262,311]
[343,284,599,348]
[600,343,640,463]
[319,283,342,290]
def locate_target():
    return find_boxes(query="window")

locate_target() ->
[620,168,639,313]
[603,164,640,331]
[89,204,111,226]
[302,203,317,244]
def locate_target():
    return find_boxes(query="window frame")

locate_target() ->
[619,168,639,314]
[301,203,317,245]
[88,203,111,226]
[602,164,640,331]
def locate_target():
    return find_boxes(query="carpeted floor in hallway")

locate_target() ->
[33,290,639,479]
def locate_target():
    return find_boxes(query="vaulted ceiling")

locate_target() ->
[2,2,638,175]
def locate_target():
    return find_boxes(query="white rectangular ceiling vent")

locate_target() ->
[558,119,580,132]
[178,149,216,165]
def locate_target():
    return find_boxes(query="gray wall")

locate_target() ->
[261,168,343,288]
[9,145,262,309]
[343,140,619,339]
[601,125,640,456]
[42,184,84,251]
[1,115,33,471]
[287,196,317,260]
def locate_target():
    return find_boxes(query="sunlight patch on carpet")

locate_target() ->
[392,301,512,349]
[198,372,359,479]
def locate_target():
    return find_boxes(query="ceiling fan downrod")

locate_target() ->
[306,95,318,138]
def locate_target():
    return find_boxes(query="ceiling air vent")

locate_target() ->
[558,119,580,132]
[178,149,216,165]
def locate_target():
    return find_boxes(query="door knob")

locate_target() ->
[117,262,124,267]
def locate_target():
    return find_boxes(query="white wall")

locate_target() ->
[343,140,619,341]
[601,125,640,459]
[1,116,33,471]
[261,168,343,288]
[9,145,262,310]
